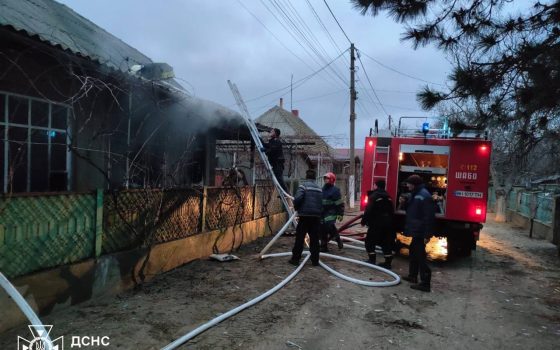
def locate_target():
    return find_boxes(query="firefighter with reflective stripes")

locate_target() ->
[361,180,395,269]
[320,172,344,252]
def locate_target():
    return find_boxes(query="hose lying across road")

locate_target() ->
[163,213,400,350]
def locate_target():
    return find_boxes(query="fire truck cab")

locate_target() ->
[360,122,491,256]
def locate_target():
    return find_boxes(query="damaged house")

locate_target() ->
[0,0,288,330]
[0,0,249,193]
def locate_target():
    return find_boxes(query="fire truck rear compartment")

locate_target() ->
[397,151,449,215]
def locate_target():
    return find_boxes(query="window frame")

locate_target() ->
[1,91,72,193]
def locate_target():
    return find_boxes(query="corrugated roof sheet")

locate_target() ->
[256,106,334,157]
[0,0,152,72]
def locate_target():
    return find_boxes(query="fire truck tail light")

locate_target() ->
[479,144,489,155]
[363,196,368,205]
[475,207,482,215]
[399,152,403,161]
[368,140,374,147]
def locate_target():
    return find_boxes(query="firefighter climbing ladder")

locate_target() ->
[227,80,295,221]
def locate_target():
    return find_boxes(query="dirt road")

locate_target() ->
[1,214,559,349]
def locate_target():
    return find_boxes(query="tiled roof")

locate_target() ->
[332,148,364,162]
[256,106,334,157]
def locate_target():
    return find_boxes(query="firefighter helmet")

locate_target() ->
[323,172,336,184]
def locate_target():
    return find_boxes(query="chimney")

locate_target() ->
[279,98,283,109]
[291,109,299,117]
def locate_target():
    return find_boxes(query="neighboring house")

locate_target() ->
[255,102,335,193]
[215,99,365,201]
[0,0,247,193]
[531,174,560,192]
[331,148,363,202]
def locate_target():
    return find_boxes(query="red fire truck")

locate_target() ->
[360,123,491,256]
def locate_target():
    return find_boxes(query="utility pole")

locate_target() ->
[349,43,356,207]
[290,73,293,111]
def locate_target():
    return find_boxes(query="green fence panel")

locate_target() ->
[0,192,96,278]
[0,186,281,278]
[536,194,553,224]
[488,187,496,209]
[519,192,531,217]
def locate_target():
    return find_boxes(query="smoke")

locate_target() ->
[167,93,244,134]
[124,85,247,187]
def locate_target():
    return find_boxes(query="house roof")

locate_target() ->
[531,174,560,184]
[0,0,245,132]
[332,148,364,162]
[0,0,152,73]
[256,106,333,157]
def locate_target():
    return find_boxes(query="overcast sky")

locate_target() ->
[56,0,451,148]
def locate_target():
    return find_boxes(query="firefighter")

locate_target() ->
[320,172,344,252]
[401,174,435,292]
[290,169,323,266]
[361,180,395,268]
[262,128,287,192]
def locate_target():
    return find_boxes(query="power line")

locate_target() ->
[279,0,349,85]
[293,88,346,103]
[356,72,381,113]
[356,51,390,117]
[236,0,316,72]
[362,88,417,94]
[238,0,349,95]
[359,50,446,86]
[305,0,348,64]
[243,48,348,104]
[356,101,375,125]
[264,0,348,87]
[322,0,351,44]
[358,98,427,112]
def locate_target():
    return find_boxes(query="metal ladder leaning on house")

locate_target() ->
[227,81,296,227]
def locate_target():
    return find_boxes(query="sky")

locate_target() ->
[56,0,451,148]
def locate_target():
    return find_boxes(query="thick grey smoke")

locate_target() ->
[124,86,247,187]
[169,94,244,133]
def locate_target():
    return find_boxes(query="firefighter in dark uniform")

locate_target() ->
[262,128,287,192]
[290,169,323,266]
[361,180,395,269]
[320,172,344,252]
[401,174,435,292]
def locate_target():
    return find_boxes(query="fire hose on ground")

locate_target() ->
[0,212,397,350]
[163,212,400,349]
[0,272,54,349]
